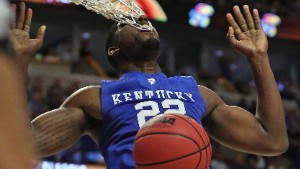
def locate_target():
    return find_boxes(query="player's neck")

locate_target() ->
[122,60,161,74]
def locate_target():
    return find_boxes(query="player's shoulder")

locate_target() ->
[168,75,198,86]
[73,85,101,94]
[197,85,225,116]
[197,85,219,99]
[62,85,101,106]
[168,75,196,82]
[62,85,102,120]
[198,85,211,92]
[169,75,195,79]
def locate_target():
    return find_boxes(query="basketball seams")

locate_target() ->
[171,114,210,169]
[134,114,212,169]
[135,132,201,162]
[135,133,210,166]
[136,131,198,141]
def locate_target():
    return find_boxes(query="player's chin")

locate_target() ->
[141,37,160,50]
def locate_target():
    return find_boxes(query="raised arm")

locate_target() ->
[31,86,102,157]
[0,0,44,169]
[8,2,102,158]
[9,2,46,76]
[0,54,34,169]
[202,5,288,156]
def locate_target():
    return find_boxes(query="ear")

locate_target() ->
[107,46,120,56]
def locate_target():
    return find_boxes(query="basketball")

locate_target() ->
[133,113,212,169]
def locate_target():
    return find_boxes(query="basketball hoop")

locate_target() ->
[71,0,153,31]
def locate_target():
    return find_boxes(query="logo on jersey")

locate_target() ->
[147,78,156,85]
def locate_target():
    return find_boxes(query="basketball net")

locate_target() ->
[71,0,154,31]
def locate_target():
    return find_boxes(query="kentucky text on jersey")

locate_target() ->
[111,90,195,105]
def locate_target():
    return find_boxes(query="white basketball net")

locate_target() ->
[71,0,153,31]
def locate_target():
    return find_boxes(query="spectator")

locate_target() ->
[231,154,247,169]
[28,86,48,119]
[56,37,73,62]
[44,47,61,62]
[245,154,266,169]
[64,81,80,98]
[47,79,64,109]
[210,141,229,169]
[286,109,300,168]
[71,48,108,77]
[267,155,289,169]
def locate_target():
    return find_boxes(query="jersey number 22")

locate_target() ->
[135,99,186,128]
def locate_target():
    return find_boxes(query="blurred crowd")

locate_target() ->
[36,37,108,77]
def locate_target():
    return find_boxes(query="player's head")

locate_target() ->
[105,16,160,71]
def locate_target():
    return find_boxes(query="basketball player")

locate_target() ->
[0,1,45,168]
[12,2,288,169]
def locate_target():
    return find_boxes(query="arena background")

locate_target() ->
[9,0,300,168]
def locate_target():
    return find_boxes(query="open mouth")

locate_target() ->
[140,22,152,31]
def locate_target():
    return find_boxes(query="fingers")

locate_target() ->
[253,9,263,30]
[233,6,248,32]
[16,2,26,29]
[227,26,237,47]
[227,5,263,33]
[243,5,255,30]
[226,13,243,38]
[24,9,33,32]
[11,2,32,32]
[36,26,46,46]
[10,4,16,29]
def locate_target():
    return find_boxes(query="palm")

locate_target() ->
[11,29,42,57]
[226,5,268,58]
[10,2,45,58]
[234,29,268,57]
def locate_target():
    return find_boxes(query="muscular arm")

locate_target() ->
[0,54,34,169]
[201,84,287,156]
[31,108,86,157]
[201,5,288,156]
[31,86,102,157]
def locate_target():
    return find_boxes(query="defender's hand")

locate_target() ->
[10,2,46,58]
[226,5,268,58]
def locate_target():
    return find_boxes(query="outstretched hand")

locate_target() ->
[226,5,268,58]
[10,2,46,58]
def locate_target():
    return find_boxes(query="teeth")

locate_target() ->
[142,24,150,29]
[142,25,148,28]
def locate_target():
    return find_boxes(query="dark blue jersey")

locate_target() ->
[100,72,207,169]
